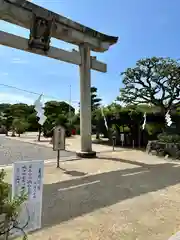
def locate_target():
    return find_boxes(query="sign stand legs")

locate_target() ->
[112,136,116,151]
[57,150,60,168]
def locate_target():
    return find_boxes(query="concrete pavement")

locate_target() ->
[6,134,177,165]
[0,135,75,166]
[4,150,180,240]
[6,134,124,153]
[4,133,180,239]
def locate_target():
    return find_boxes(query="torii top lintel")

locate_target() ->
[0,0,118,52]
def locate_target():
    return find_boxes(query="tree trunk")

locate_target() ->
[138,124,141,148]
[38,127,41,141]
[96,132,100,139]
[4,216,9,240]
[11,130,16,137]
[160,106,167,131]
[160,106,166,115]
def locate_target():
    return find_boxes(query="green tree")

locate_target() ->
[0,103,37,135]
[91,87,102,112]
[2,107,14,136]
[0,104,11,114]
[44,101,75,118]
[104,102,122,115]
[118,57,180,113]
[27,113,39,131]
[9,103,34,119]
[43,101,75,136]
[78,86,102,113]
[0,101,75,137]
[12,118,29,137]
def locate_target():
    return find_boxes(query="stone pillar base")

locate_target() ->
[76,151,96,158]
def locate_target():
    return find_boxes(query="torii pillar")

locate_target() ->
[77,44,94,157]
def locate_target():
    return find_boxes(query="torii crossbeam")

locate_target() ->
[0,0,118,157]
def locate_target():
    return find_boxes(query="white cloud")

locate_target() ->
[101,100,108,107]
[11,58,28,64]
[70,101,79,113]
[0,93,34,105]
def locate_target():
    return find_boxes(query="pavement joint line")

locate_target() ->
[0,154,82,170]
[58,180,100,191]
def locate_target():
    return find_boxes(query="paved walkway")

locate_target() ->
[4,151,180,240]
[0,136,75,166]
[5,133,180,239]
[6,134,124,153]
[6,134,178,165]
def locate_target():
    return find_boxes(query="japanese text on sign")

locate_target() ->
[12,160,44,235]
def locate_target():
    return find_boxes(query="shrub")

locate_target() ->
[157,133,180,143]
[0,169,27,239]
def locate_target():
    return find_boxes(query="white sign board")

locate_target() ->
[11,160,44,235]
[120,133,124,142]
[168,232,180,240]
[53,126,65,151]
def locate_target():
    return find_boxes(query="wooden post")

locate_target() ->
[57,149,60,168]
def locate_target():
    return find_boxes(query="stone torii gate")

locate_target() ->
[0,0,118,157]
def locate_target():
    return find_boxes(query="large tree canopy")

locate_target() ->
[44,101,75,116]
[0,100,75,134]
[117,57,180,112]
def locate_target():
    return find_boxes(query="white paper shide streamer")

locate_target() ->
[101,107,108,130]
[34,94,47,125]
[165,110,172,127]
[142,112,146,130]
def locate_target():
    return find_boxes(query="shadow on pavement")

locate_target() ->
[97,155,156,167]
[59,167,87,177]
[92,139,146,152]
[41,159,180,229]
[34,140,51,143]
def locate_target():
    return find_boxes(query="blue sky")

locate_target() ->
[0,0,180,110]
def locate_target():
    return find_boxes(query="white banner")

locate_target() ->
[142,112,146,130]
[12,160,44,236]
[34,94,46,125]
[165,110,172,127]
[101,107,108,130]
